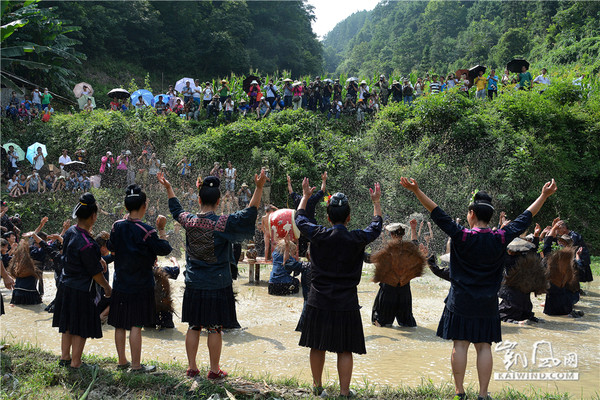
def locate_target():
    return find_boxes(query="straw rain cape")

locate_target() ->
[504,252,547,295]
[372,240,426,287]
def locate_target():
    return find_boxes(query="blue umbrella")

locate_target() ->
[26,142,47,164]
[153,94,170,106]
[131,89,154,107]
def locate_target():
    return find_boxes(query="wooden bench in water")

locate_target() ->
[238,257,272,284]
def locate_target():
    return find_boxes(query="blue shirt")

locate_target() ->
[108,217,172,293]
[487,75,499,90]
[295,209,382,311]
[169,197,257,290]
[61,226,104,292]
[269,251,297,284]
[431,206,532,317]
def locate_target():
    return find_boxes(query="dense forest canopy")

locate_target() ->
[2,0,323,95]
[52,0,322,77]
[323,0,600,76]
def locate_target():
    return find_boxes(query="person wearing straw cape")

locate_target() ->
[400,177,557,400]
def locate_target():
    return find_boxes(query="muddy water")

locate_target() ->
[1,262,598,398]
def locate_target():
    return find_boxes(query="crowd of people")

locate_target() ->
[4,66,564,125]
[0,161,593,399]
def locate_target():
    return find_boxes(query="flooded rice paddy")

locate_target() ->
[1,261,598,398]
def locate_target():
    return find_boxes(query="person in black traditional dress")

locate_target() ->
[371,220,418,327]
[287,172,326,256]
[158,170,266,379]
[400,176,557,400]
[554,220,593,285]
[107,184,172,373]
[295,179,382,398]
[52,193,112,368]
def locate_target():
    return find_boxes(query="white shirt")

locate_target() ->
[34,154,44,170]
[193,86,202,98]
[10,153,18,167]
[225,101,234,112]
[359,86,370,100]
[32,90,41,103]
[225,167,236,180]
[534,75,551,85]
[203,88,213,101]
[266,85,278,97]
[59,155,71,169]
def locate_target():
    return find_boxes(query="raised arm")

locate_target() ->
[410,219,418,241]
[34,216,49,234]
[287,174,294,195]
[298,178,315,211]
[400,177,438,212]
[157,172,176,199]
[248,169,267,209]
[320,171,327,192]
[370,182,382,217]
[526,179,557,217]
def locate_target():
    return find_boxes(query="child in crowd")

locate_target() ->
[107,184,172,373]
[52,193,112,368]
[400,176,556,400]
[295,179,382,398]
[158,169,266,379]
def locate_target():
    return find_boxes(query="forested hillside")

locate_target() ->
[3,0,322,96]
[323,1,600,76]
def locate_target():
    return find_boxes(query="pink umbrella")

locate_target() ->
[73,82,94,98]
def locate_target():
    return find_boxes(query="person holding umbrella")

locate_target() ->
[519,65,532,91]
[32,147,45,173]
[166,85,178,109]
[135,95,147,109]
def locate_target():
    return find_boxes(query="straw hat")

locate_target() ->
[392,80,399,85]
[385,222,408,234]
[251,80,258,85]
[283,78,293,82]
[360,80,367,85]
[507,237,536,253]
[221,79,228,84]
[241,182,248,188]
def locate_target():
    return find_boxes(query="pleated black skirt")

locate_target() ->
[108,288,156,330]
[11,276,42,305]
[181,285,240,329]
[52,284,102,339]
[371,282,417,327]
[299,305,366,354]
[436,306,501,344]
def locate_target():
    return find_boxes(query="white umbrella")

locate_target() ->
[175,78,197,93]
[73,82,94,98]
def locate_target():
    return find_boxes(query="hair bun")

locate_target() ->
[329,192,348,207]
[126,184,142,197]
[79,192,96,206]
